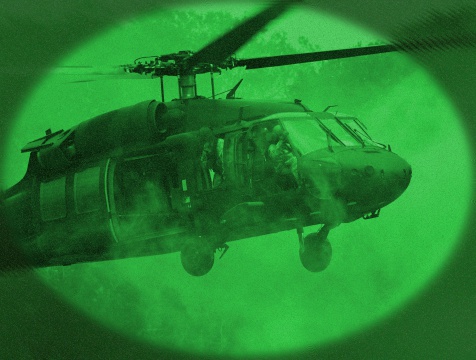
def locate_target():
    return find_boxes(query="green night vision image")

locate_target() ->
[0,3,472,358]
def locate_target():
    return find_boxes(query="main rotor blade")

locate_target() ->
[235,44,398,70]
[52,65,132,76]
[65,76,153,83]
[51,65,156,82]
[235,34,476,70]
[186,2,290,68]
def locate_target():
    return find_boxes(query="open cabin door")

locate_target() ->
[106,153,188,249]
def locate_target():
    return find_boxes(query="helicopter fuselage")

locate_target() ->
[2,97,411,271]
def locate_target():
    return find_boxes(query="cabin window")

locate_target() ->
[113,155,170,215]
[40,177,66,221]
[111,154,179,241]
[74,166,101,214]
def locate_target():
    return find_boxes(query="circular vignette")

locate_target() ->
[0,1,475,360]
[26,4,472,357]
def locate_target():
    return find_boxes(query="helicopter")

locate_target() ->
[2,2,437,277]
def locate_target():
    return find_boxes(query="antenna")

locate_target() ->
[323,105,337,112]
[226,79,243,99]
[210,66,216,99]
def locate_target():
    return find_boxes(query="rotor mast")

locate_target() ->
[118,3,293,101]
[178,74,197,99]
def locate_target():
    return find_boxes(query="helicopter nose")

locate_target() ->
[335,147,412,211]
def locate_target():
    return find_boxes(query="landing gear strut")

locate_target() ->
[180,237,215,276]
[298,224,333,272]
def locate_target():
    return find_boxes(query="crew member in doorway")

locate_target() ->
[199,127,224,188]
[268,124,298,188]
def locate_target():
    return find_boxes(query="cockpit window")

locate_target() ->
[281,118,329,155]
[261,114,366,156]
[338,116,378,147]
[317,118,362,147]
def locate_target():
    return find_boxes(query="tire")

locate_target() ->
[180,237,214,276]
[299,233,332,272]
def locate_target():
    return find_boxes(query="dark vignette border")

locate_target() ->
[0,0,475,359]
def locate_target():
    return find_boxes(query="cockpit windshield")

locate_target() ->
[317,118,362,147]
[281,118,328,155]
[280,114,362,156]
[337,116,381,147]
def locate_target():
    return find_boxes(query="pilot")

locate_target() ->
[199,127,224,188]
[268,125,298,186]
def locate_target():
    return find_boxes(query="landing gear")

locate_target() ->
[180,237,215,276]
[298,225,333,272]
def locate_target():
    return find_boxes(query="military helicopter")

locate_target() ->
[2,2,428,276]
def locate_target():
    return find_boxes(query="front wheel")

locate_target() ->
[299,233,332,272]
[180,237,215,276]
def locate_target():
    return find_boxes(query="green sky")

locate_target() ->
[2,3,472,358]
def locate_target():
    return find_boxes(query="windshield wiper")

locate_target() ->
[352,128,387,149]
